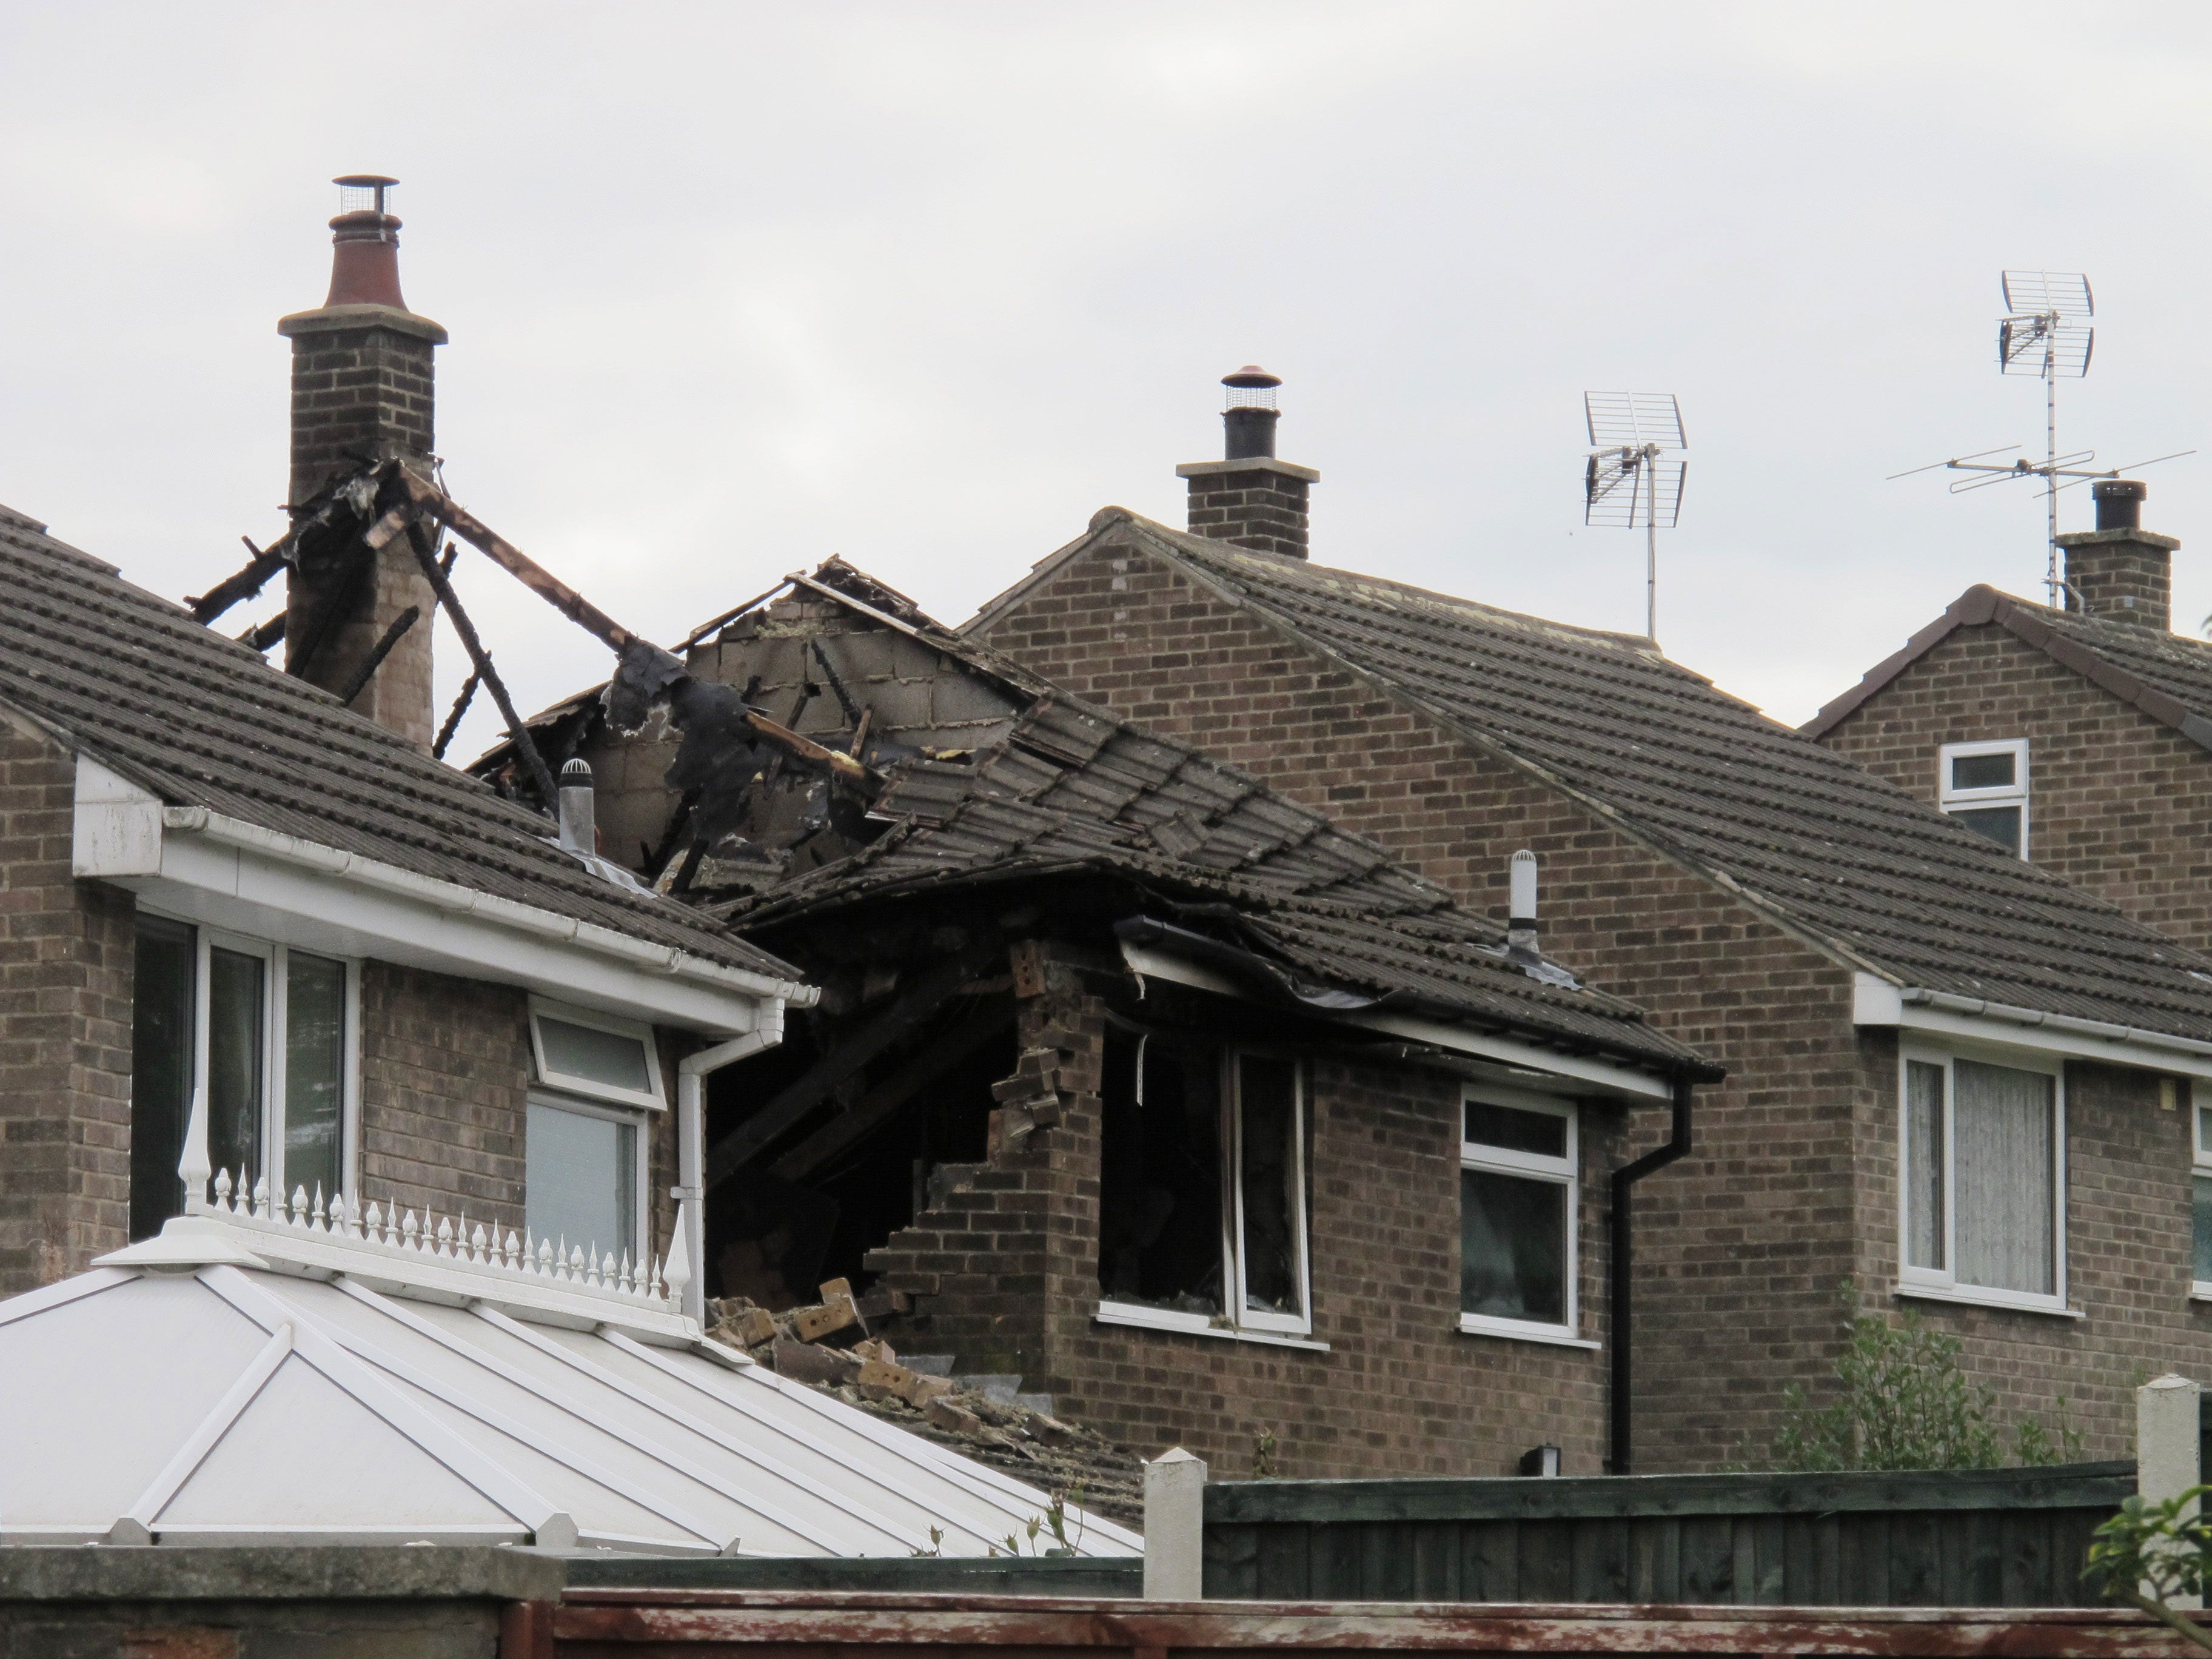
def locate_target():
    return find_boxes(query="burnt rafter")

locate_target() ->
[337,605,420,706]
[703,936,1007,1191]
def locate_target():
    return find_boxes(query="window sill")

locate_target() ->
[1895,1282,2082,1319]
[2185,1284,2212,1303]
[1093,1301,1330,1352]
[1458,1315,1600,1350]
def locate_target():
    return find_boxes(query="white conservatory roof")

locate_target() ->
[0,1202,1139,1560]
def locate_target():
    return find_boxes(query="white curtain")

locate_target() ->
[1953,1059,2056,1295]
[1905,1061,1945,1270]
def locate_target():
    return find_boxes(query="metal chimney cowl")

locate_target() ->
[1175,365,1320,561]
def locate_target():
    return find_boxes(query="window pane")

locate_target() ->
[284,953,346,1204]
[1949,806,2022,856]
[540,1015,652,1093]
[1098,1035,1222,1315]
[527,1101,637,1259]
[1464,1099,1569,1159]
[1237,1056,1302,1317]
[130,917,196,1240]
[1461,1168,1567,1325]
[1953,1059,2056,1295]
[208,947,264,1186]
[2195,1177,2212,1284]
[1951,752,2016,790]
[1905,1061,1945,1270]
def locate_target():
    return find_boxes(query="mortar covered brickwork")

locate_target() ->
[1815,622,2212,956]
[971,533,2211,1467]
[0,720,132,1294]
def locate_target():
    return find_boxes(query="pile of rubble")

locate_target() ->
[704,1282,1144,1526]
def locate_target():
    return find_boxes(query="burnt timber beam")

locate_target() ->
[403,522,561,808]
[767,1001,1010,1185]
[337,605,421,706]
[431,671,480,761]
[705,939,1004,1192]
[187,537,287,625]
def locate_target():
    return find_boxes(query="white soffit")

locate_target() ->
[0,1263,1139,1560]
[1119,939,1671,1104]
[1853,971,2212,1080]
[71,756,793,1034]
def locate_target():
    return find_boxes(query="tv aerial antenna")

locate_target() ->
[1583,392,1686,641]
[1890,270,2191,606]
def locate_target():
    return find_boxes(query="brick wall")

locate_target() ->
[971,535,2206,1467]
[1816,623,2212,955]
[356,962,531,1234]
[0,720,132,1293]
[866,939,1627,1476]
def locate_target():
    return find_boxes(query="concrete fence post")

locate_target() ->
[2138,1373,2203,1609]
[1142,1446,1207,1600]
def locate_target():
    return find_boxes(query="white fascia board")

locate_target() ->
[1120,939,1671,1104]
[1853,970,2212,1081]
[72,757,808,1034]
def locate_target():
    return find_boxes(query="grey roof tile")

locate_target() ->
[0,503,799,987]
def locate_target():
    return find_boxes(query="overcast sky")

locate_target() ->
[4,3,2207,765]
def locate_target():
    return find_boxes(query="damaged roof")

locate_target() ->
[969,511,2212,1042]
[1804,581,2212,754]
[0,501,800,988]
[684,567,1715,1079]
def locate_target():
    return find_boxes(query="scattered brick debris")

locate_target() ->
[705,1293,1144,1527]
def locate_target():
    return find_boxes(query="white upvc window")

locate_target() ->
[528,999,666,1112]
[1939,738,2029,858]
[1227,1051,1312,1335]
[1459,1088,1583,1345]
[524,999,661,1267]
[1899,1044,2068,1314]
[2192,1093,2212,1298]
[132,913,360,1235]
[1093,1032,1313,1342]
[525,1093,648,1266]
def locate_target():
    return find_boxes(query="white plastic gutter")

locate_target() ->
[1854,971,2212,1072]
[162,806,812,1004]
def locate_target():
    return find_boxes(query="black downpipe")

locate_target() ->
[1609,1076,1695,1475]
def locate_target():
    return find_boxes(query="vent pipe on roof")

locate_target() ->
[1175,366,1319,561]
[1507,850,1539,958]
[558,759,598,856]
[2059,479,2177,632]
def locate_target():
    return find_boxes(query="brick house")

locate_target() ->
[481,558,1723,1479]
[0,181,810,1312]
[959,386,2212,1471]
[1805,482,2212,1302]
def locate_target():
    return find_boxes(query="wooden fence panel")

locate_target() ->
[1201,1463,2131,1607]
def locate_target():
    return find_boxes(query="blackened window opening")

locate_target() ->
[1099,1029,1223,1315]
[1235,1054,1301,1316]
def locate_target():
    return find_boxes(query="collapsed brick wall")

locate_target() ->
[0,720,133,1293]
[974,540,2045,1470]
[1816,623,2212,957]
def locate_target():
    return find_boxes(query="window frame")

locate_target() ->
[176,916,361,1207]
[528,998,667,1112]
[1224,1047,1313,1336]
[1458,1086,1585,1346]
[524,1089,651,1265]
[1896,1041,2070,1315]
[2191,1088,2212,1299]
[1937,737,2030,859]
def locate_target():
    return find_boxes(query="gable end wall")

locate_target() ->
[1816,622,2212,955]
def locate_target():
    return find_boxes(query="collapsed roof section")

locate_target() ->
[0,491,799,994]
[482,559,1717,1085]
[969,511,2212,1045]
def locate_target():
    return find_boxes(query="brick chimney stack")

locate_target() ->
[277,175,446,749]
[1176,366,1319,560]
[2059,480,2177,631]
